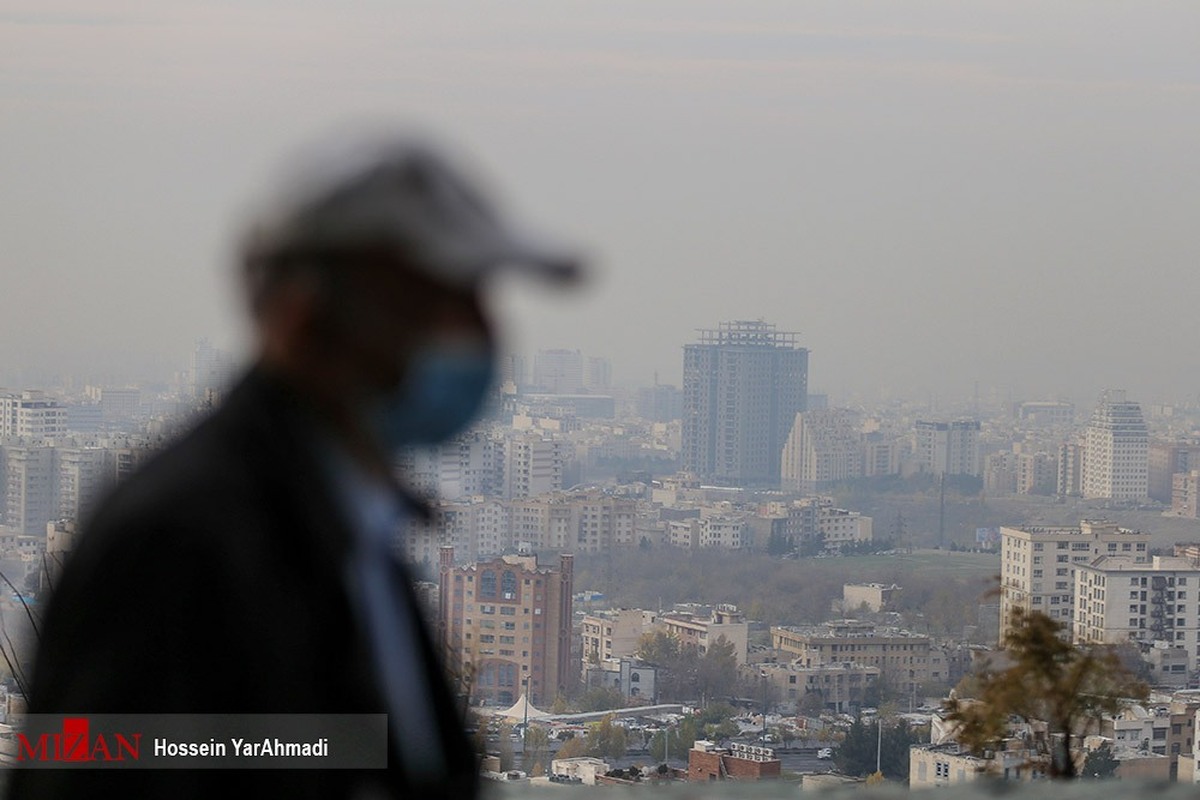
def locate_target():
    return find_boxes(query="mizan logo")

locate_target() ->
[17,717,142,762]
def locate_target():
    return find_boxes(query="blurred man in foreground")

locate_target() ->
[10,132,581,798]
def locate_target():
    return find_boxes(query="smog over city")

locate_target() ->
[4,1,1199,406]
[2,0,1200,792]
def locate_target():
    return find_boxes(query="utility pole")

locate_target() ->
[761,670,769,743]
[876,718,882,775]
[522,676,530,762]
[937,472,946,548]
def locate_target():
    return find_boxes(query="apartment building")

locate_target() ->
[437,547,574,706]
[1074,556,1200,674]
[581,608,647,666]
[999,520,1151,639]
[1082,390,1149,501]
[0,391,67,439]
[914,420,981,477]
[1150,442,1200,504]
[819,506,873,550]
[659,605,749,665]
[760,661,880,713]
[1173,471,1200,519]
[780,409,863,494]
[771,620,943,697]
[682,320,808,487]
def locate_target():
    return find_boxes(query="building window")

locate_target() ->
[480,571,497,598]
[502,571,518,599]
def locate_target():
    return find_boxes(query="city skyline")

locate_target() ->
[3,2,1199,407]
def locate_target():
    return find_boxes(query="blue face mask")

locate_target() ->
[368,342,495,450]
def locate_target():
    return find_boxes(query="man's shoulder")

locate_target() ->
[85,368,315,546]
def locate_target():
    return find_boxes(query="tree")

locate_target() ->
[523,725,550,775]
[696,636,738,703]
[649,717,697,764]
[835,718,920,783]
[799,689,826,716]
[798,533,826,558]
[767,530,794,556]
[1081,742,1120,780]
[944,607,1148,779]
[555,736,588,760]
[578,685,625,712]
[496,722,515,771]
[586,714,628,761]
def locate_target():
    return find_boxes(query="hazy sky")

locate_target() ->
[3,1,1198,406]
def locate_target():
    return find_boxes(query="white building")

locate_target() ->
[819,507,872,551]
[1074,556,1200,673]
[398,430,498,501]
[500,432,566,500]
[1083,390,1149,501]
[780,409,863,494]
[0,391,67,440]
[914,420,981,477]
[698,509,751,549]
[54,447,108,523]
[999,520,1150,638]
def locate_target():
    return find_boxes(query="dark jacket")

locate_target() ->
[8,367,477,799]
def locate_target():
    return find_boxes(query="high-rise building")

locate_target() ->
[532,349,584,394]
[584,357,612,394]
[438,548,574,706]
[55,447,108,523]
[2,445,56,535]
[1082,390,1148,501]
[1057,439,1085,497]
[1149,441,1200,504]
[781,409,863,494]
[189,339,233,401]
[998,520,1150,639]
[913,420,981,477]
[682,320,808,487]
[1172,471,1200,519]
[396,430,498,501]
[1074,556,1200,673]
[499,432,566,500]
[636,384,683,422]
[0,391,67,439]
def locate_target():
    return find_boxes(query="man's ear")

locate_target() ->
[258,272,329,362]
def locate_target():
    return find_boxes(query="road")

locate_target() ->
[510,740,833,775]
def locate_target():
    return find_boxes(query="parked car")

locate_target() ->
[817,748,833,760]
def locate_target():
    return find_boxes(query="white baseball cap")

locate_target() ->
[242,132,584,287]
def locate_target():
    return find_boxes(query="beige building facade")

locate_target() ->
[999,520,1150,639]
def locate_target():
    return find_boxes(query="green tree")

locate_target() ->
[586,714,628,761]
[835,718,919,783]
[1082,742,1120,780]
[944,607,1148,779]
[696,636,738,703]
[523,725,550,775]
[767,530,794,556]
[696,701,737,726]
[835,717,875,776]
[578,685,625,712]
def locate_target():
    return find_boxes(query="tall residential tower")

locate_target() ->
[682,320,808,487]
[1082,390,1148,501]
